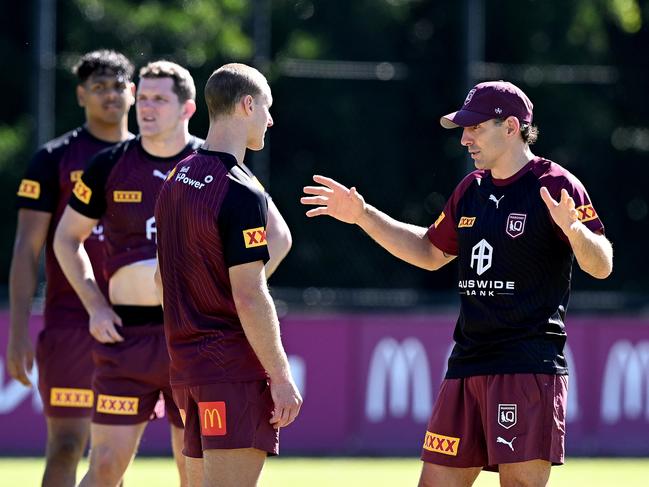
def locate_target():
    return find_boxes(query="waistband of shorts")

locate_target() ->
[113,305,163,327]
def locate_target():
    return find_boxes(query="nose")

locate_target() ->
[461,128,473,147]
[267,114,274,128]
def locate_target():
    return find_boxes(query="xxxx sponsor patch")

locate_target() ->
[576,204,598,223]
[423,431,460,456]
[73,180,92,204]
[198,401,227,436]
[96,394,139,415]
[50,388,94,408]
[243,227,267,248]
[458,216,476,228]
[113,190,142,203]
[69,170,83,182]
[17,179,41,199]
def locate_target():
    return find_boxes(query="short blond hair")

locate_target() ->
[204,63,269,119]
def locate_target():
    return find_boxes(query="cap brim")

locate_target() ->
[440,110,493,129]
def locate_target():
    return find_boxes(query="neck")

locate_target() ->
[141,125,191,158]
[201,121,247,165]
[84,118,129,143]
[490,145,535,180]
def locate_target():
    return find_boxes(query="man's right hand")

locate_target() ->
[89,305,124,343]
[6,333,35,386]
[301,175,366,224]
[269,377,303,429]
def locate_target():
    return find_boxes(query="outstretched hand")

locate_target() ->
[301,175,366,224]
[540,187,580,234]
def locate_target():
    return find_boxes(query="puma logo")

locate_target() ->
[489,194,504,208]
[153,169,170,180]
[496,436,517,451]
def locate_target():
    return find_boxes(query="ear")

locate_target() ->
[76,85,86,108]
[181,99,197,121]
[241,94,254,116]
[505,116,521,136]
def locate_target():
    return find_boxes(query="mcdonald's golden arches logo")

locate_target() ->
[198,401,227,436]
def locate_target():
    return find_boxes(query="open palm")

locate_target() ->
[301,175,365,224]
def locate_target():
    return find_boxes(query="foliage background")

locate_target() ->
[1,0,647,305]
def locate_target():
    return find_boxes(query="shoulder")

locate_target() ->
[531,157,588,195]
[86,137,133,172]
[452,169,487,199]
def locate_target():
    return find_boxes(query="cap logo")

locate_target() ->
[464,88,476,106]
[495,108,503,115]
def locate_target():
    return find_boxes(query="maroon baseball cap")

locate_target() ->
[440,81,533,129]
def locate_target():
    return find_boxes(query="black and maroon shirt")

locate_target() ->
[427,157,605,379]
[68,135,202,279]
[15,127,125,329]
[155,149,270,386]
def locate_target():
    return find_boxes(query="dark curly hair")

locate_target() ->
[73,50,134,83]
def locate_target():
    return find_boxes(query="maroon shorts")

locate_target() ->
[172,380,279,458]
[91,325,182,427]
[421,374,567,470]
[36,327,95,418]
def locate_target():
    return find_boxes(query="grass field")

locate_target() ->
[2,457,648,486]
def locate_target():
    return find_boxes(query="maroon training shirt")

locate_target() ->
[68,135,201,279]
[427,156,605,379]
[16,127,123,328]
[154,149,270,386]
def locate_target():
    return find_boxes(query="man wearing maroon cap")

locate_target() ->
[301,80,613,486]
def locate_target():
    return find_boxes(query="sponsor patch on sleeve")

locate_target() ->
[198,401,227,436]
[96,394,139,415]
[69,170,83,182]
[72,180,92,204]
[458,216,476,228]
[113,190,142,203]
[50,388,94,408]
[576,204,598,223]
[243,227,267,248]
[17,179,41,199]
[423,431,460,456]
[433,212,445,229]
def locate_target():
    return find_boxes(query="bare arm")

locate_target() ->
[53,206,123,342]
[541,187,613,279]
[301,175,455,271]
[264,199,292,278]
[229,260,302,428]
[7,210,50,386]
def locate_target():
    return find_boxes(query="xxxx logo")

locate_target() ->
[96,394,139,415]
[17,179,40,199]
[576,204,598,223]
[422,431,460,456]
[69,170,83,182]
[458,216,476,228]
[243,227,267,248]
[73,180,92,204]
[198,401,227,436]
[50,388,94,408]
[114,190,142,203]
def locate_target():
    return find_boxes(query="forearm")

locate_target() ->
[8,248,40,336]
[54,236,108,313]
[357,205,441,270]
[234,285,291,382]
[566,224,613,279]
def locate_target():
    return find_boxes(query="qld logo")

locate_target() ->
[498,403,517,429]
[506,213,526,239]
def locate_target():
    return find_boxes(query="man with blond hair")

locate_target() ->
[154,63,302,487]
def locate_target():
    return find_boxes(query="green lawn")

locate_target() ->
[1,457,647,486]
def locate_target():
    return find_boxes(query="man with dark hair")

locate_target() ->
[7,49,134,487]
[154,63,302,487]
[301,80,613,487]
[54,60,200,486]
